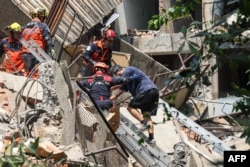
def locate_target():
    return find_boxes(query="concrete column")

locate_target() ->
[162,0,175,33]
[115,3,127,35]
[202,0,224,99]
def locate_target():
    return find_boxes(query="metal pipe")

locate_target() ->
[84,145,117,156]
[58,14,76,61]
[70,76,93,80]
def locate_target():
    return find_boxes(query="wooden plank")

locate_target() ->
[106,106,120,132]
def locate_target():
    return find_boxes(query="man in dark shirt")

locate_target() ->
[110,65,159,144]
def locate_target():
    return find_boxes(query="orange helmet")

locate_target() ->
[93,62,109,74]
[102,29,116,40]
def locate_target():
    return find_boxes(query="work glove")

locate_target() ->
[48,49,56,60]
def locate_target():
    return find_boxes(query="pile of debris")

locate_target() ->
[0,61,129,166]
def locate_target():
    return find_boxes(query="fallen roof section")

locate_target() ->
[6,0,122,46]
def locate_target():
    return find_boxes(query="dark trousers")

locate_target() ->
[95,99,113,110]
[22,53,38,72]
[129,88,159,116]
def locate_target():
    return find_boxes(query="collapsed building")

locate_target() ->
[0,0,249,167]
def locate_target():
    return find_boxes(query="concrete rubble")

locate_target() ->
[0,1,249,166]
[0,61,128,166]
[0,58,249,167]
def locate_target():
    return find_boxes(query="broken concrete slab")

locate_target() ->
[0,71,43,100]
[190,96,242,120]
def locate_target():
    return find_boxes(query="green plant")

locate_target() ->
[148,0,250,144]
[0,138,66,167]
[147,0,201,30]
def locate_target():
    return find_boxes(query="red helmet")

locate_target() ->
[102,29,116,40]
[93,62,109,74]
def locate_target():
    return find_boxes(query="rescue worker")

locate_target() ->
[80,62,123,113]
[110,65,159,144]
[80,29,116,76]
[21,7,55,76]
[0,22,25,75]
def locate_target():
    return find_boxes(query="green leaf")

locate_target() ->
[181,26,187,38]
[188,41,200,56]
[246,69,250,74]
[162,17,169,25]
[137,138,144,145]
[26,138,39,156]
[159,18,163,27]
[189,3,195,11]
[191,30,209,38]
[161,8,166,13]
[188,40,199,48]
[168,7,175,13]
[194,0,202,4]
[181,7,187,14]
[168,8,175,18]
[239,0,250,16]
[154,19,159,29]
[147,20,154,29]
[151,14,159,19]
[177,42,185,54]
[4,156,25,166]
[190,21,203,27]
